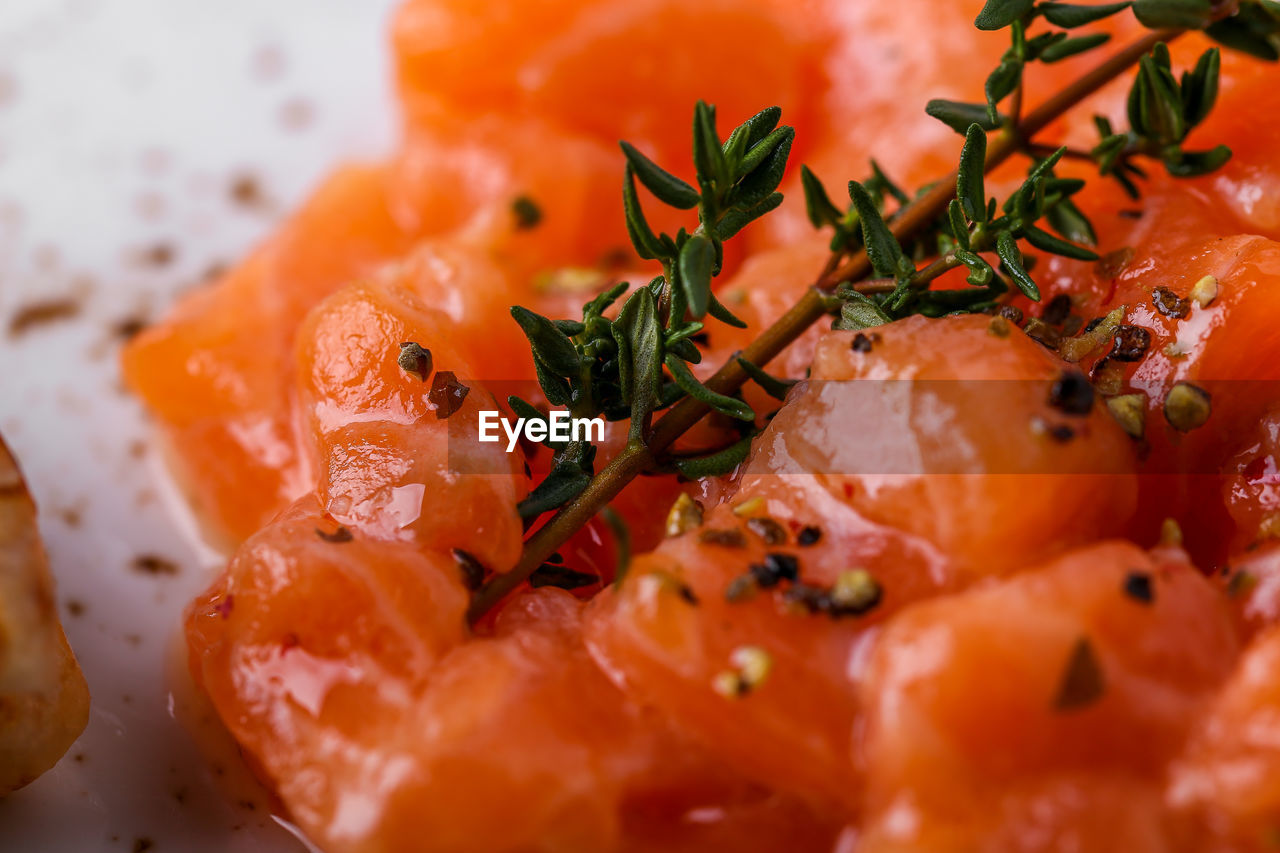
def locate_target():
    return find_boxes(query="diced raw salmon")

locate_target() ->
[295,271,526,570]
[857,541,1237,849]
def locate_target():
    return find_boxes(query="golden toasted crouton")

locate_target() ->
[0,435,89,794]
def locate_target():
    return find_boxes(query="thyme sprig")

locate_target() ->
[819,127,1098,326]
[508,104,793,518]
[469,2,1274,623]
[814,24,1238,324]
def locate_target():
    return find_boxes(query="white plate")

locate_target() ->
[0,1,398,849]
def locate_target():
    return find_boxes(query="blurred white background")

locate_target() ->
[0,1,399,849]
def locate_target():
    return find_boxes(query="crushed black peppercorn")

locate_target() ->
[1023,318,1061,350]
[1094,247,1134,279]
[1090,356,1126,396]
[998,305,1024,325]
[783,570,882,618]
[1123,571,1154,604]
[1048,370,1094,416]
[1152,286,1190,319]
[797,526,822,547]
[429,371,470,419]
[700,528,747,548]
[1042,294,1072,326]
[851,332,874,353]
[1111,325,1151,362]
[745,517,788,545]
[397,342,433,382]
[315,526,353,544]
[1054,637,1106,711]
[782,582,829,613]
[1033,417,1076,443]
[512,195,542,230]
[749,553,799,588]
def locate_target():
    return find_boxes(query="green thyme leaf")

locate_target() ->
[665,355,754,421]
[517,441,595,518]
[836,291,892,329]
[996,231,1040,301]
[735,355,797,400]
[737,125,791,180]
[507,395,562,450]
[1131,49,1186,145]
[623,165,666,260]
[678,234,716,320]
[957,124,988,223]
[926,99,1002,134]
[1046,198,1097,246]
[554,319,587,337]
[736,127,794,205]
[1163,144,1232,176]
[511,306,581,376]
[532,354,572,406]
[1040,1,1131,28]
[848,180,904,278]
[693,101,728,189]
[1132,0,1213,30]
[716,192,784,241]
[1181,47,1220,126]
[664,321,705,347]
[869,160,912,207]
[722,123,751,171]
[742,105,784,148]
[1205,13,1280,61]
[708,293,748,329]
[985,60,1023,123]
[1040,32,1111,62]
[1022,223,1100,260]
[666,337,701,364]
[674,434,754,478]
[582,281,629,322]
[620,142,700,209]
[954,249,994,286]
[801,165,843,228]
[974,0,1033,31]
[613,287,662,442]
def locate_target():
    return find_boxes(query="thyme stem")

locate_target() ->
[853,253,966,295]
[467,27,1180,624]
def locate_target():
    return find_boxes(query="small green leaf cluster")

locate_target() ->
[801,161,913,255]
[1203,1,1280,61]
[832,124,1099,329]
[954,1,1280,140]
[1089,43,1226,189]
[623,102,792,319]
[929,1,1132,134]
[509,104,795,517]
